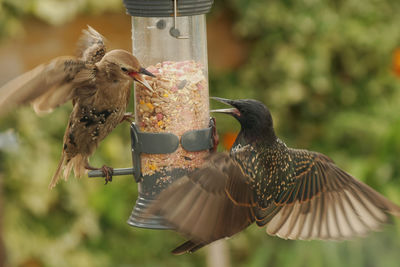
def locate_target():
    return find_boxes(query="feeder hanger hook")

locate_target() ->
[170,0,189,39]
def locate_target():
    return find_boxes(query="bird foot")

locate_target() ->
[121,112,134,123]
[101,165,114,185]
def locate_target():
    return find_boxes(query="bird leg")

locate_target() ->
[85,163,114,184]
[120,112,134,123]
[210,117,219,152]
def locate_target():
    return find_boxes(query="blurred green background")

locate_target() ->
[1,0,400,266]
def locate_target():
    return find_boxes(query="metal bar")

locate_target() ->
[173,0,178,30]
[170,0,189,39]
[88,167,135,178]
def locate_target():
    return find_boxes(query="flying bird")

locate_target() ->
[149,97,400,254]
[0,26,155,188]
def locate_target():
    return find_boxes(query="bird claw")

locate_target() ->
[121,112,134,123]
[101,165,114,185]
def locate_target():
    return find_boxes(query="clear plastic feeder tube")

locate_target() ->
[132,15,210,178]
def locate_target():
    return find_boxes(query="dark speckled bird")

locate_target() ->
[0,26,155,188]
[149,97,400,255]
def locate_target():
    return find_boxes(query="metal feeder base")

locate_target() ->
[127,168,188,229]
[127,196,173,229]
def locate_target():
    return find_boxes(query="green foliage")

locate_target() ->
[1,0,400,266]
[0,0,123,38]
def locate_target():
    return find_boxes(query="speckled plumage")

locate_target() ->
[0,26,155,188]
[149,97,400,255]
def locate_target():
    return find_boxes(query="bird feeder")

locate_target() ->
[111,0,214,229]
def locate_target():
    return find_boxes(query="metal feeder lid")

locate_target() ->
[123,0,214,17]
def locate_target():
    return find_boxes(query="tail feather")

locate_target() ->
[49,153,66,189]
[172,240,205,255]
[49,153,87,189]
[63,154,87,180]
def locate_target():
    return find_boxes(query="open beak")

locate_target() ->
[210,97,241,117]
[130,67,156,92]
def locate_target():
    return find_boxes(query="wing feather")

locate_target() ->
[260,150,400,240]
[0,26,105,116]
[147,153,255,253]
[77,25,106,63]
[0,57,86,115]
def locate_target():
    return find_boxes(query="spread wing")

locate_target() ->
[257,149,400,240]
[147,152,256,254]
[0,26,104,116]
[76,25,106,64]
[0,57,89,115]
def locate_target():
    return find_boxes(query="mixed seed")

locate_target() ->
[135,60,210,176]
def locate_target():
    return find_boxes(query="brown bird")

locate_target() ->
[0,26,155,188]
[149,97,400,254]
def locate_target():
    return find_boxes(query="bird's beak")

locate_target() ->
[139,67,156,78]
[130,67,156,92]
[210,97,241,117]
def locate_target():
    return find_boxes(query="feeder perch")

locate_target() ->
[89,0,215,229]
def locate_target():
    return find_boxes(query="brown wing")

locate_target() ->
[257,149,400,240]
[0,26,105,116]
[76,26,106,64]
[148,153,256,251]
[0,57,88,115]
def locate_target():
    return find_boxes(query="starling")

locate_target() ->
[0,26,155,188]
[149,97,400,254]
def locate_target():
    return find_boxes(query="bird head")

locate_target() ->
[211,97,276,142]
[101,49,155,91]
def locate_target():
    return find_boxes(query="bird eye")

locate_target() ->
[121,67,128,72]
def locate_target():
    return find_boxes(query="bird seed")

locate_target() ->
[135,60,210,176]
